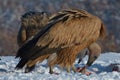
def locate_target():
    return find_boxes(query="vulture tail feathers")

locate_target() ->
[99,23,107,39]
[15,58,28,69]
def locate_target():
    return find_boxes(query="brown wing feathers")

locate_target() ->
[37,9,91,48]
[39,13,101,49]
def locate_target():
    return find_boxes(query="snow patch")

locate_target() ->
[0,52,120,80]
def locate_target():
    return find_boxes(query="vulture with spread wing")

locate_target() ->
[15,9,106,74]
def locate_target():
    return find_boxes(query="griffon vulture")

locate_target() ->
[15,9,106,74]
[16,11,50,71]
[17,11,49,47]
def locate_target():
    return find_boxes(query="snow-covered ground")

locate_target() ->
[0,52,120,80]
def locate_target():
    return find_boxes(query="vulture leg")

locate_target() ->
[49,65,54,74]
[48,53,60,74]
[66,65,71,73]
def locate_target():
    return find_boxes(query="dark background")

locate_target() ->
[0,0,120,56]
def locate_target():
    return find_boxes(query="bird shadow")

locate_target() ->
[0,62,8,73]
[40,64,48,68]
[75,63,112,74]
[88,64,112,74]
[0,68,7,73]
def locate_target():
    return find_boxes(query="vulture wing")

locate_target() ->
[36,9,102,48]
